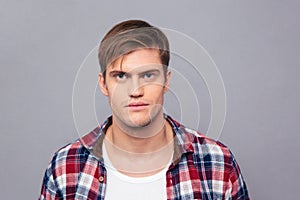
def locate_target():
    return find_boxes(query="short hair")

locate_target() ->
[98,19,170,77]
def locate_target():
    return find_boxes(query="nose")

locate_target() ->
[129,77,144,98]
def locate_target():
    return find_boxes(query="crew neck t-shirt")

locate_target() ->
[102,143,172,200]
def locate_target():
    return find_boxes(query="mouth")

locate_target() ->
[126,102,149,111]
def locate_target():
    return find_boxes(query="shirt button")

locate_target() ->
[99,176,104,182]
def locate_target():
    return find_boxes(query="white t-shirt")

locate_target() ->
[103,143,171,200]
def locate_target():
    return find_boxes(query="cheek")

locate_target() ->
[107,85,129,105]
[147,86,165,101]
[111,80,131,91]
[107,83,124,96]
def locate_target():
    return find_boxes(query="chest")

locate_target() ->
[60,155,226,199]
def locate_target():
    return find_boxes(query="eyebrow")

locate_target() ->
[109,69,160,76]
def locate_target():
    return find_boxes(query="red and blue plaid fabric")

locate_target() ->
[40,115,249,199]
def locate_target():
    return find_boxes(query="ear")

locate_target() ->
[99,73,109,96]
[163,70,171,93]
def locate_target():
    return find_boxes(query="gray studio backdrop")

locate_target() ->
[1,0,299,199]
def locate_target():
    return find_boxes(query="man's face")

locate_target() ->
[99,48,170,130]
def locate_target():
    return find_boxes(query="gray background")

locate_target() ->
[1,0,299,199]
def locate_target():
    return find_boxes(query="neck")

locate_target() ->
[103,114,174,176]
[107,113,172,153]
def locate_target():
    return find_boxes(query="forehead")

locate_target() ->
[108,48,162,72]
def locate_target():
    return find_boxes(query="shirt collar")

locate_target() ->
[79,114,196,161]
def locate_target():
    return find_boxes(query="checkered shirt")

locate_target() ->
[39,115,249,199]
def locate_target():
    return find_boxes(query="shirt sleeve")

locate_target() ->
[226,151,250,200]
[39,159,62,199]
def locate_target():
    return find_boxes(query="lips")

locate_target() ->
[126,102,149,111]
[127,102,149,107]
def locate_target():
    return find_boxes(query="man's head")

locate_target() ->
[98,19,170,79]
[98,19,171,131]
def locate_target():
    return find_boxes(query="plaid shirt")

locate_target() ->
[40,115,249,199]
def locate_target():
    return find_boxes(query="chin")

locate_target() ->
[127,118,152,128]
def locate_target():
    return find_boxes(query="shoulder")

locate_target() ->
[52,139,85,161]
[166,115,234,165]
[167,116,249,198]
[48,125,102,170]
[46,140,90,175]
[184,127,250,199]
[40,133,103,198]
[185,127,231,157]
[177,125,236,173]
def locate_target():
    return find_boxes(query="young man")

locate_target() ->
[40,20,249,199]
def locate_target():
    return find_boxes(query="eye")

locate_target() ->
[113,72,128,81]
[141,71,160,82]
[143,72,154,79]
